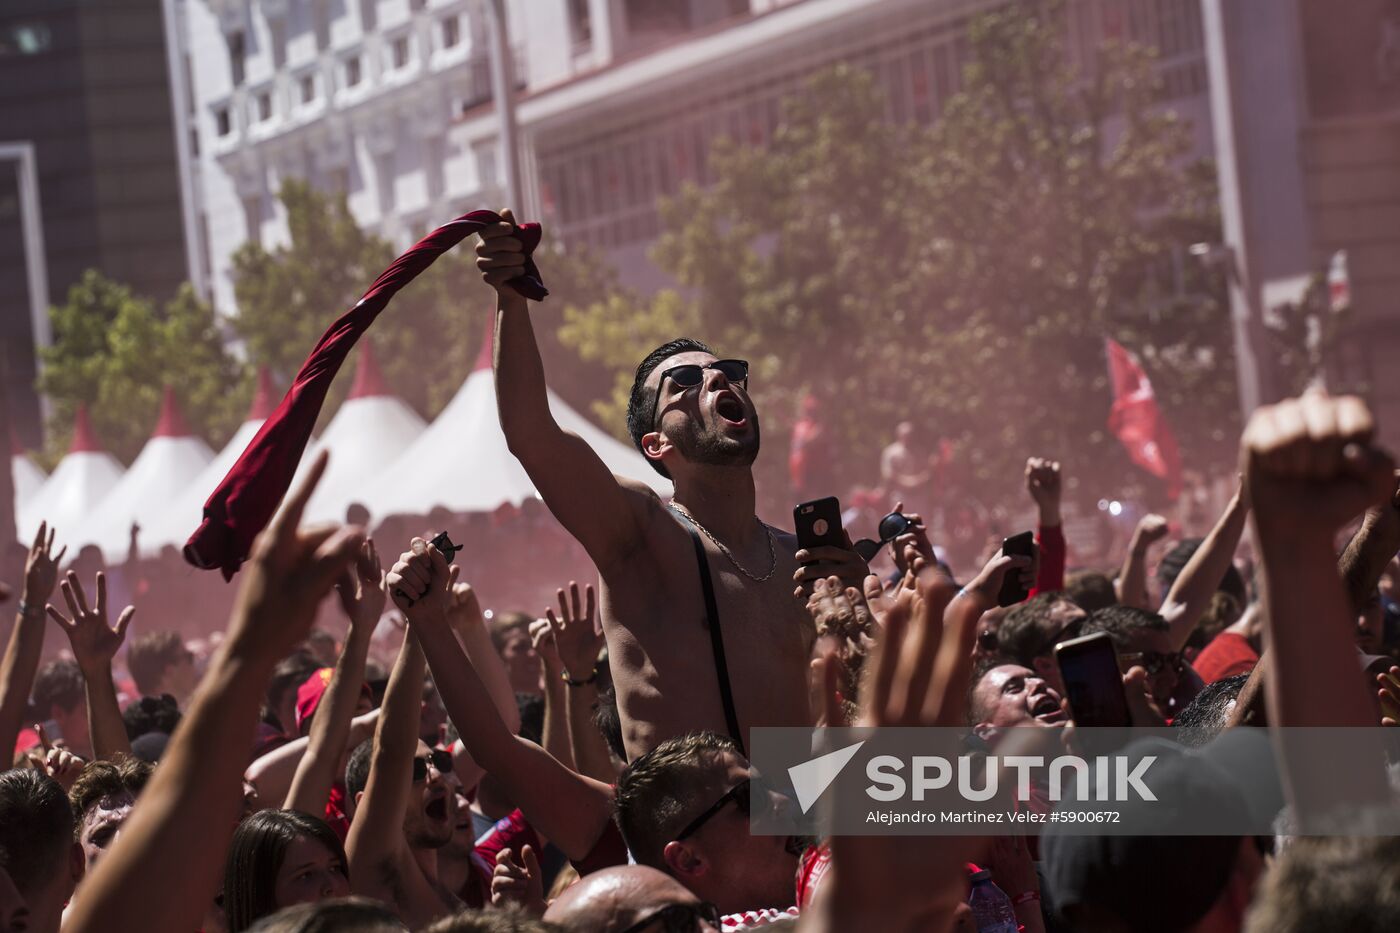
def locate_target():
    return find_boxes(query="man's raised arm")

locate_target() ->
[476,212,654,567]
[1157,485,1250,653]
[0,523,64,758]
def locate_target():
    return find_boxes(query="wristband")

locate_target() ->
[1012,891,1040,906]
[561,667,599,687]
[18,600,43,619]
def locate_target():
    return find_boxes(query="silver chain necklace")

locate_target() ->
[669,502,779,583]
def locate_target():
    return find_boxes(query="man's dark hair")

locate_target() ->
[422,906,562,931]
[69,754,153,832]
[592,684,626,763]
[127,631,188,696]
[614,731,738,868]
[1081,604,1170,651]
[224,809,349,932]
[265,652,321,732]
[32,658,84,718]
[488,612,534,656]
[245,897,403,933]
[1065,571,1118,613]
[1244,808,1400,932]
[1173,674,1249,748]
[345,738,374,801]
[1158,539,1248,607]
[124,693,183,740]
[625,338,715,480]
[0,768,74,896]
[997,594,1068,666]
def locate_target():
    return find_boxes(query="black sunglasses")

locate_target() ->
[853,511,913,562]
[676,779,750,841]
[412,748,453,782]
[1118,650,1184,677]
[651,360,749,427]
[619,901,722,933]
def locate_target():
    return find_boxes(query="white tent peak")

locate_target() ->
[18,403,125,549]
[79,388,215,561]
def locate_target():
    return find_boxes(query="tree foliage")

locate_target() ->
[37,272,249,467]
[556,3,1236,512]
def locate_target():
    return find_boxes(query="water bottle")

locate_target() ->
[968,869,1019,933]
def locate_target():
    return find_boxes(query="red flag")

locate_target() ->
[1105,338,1181,500]
[185,210,546,578]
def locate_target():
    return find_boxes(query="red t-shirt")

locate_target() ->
[459,808,542,909]
[324,780,351,842]
[1192,632,1259,684]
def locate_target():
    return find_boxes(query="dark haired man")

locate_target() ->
[475,214,864,759]
[68,755,153,877]
[0,769,80,933]
[126,631,198,705]
[32,659,91,760]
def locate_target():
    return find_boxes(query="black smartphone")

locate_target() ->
[997,530,1036,607]
[794,497,845,554]
[1055,632,1131,728]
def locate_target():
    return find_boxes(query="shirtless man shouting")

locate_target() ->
[475,211,865,760]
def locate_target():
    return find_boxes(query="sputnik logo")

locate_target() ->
[788,740,866,814]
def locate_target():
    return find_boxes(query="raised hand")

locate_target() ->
[546,582,604,682]
[22,521,66,610]
[46,571,134,672]
[529,617,562,678]
[806,576,876,644]
[44,744,85,792]
[1243,389,1395,535]
[336,538,386,636]
[476,208,528,294]
[794,531,872,602]
[1378,666,1400,727]
[889,501,935,577]
[229,450,365,665]
[1025,457,1062,526]
[447,579,485,629]
[491,844,546,916]
[958,547,1036,611]
[385,536,458,622]
[1133,513,1170,548]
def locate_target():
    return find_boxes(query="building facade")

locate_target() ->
[188,0,1214,305]
[0,0,196,449]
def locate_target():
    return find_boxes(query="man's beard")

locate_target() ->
[669,412,761,469]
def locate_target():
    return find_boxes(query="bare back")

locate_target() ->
[599,497,816,761]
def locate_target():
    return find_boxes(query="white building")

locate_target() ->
[187,0,1213,308]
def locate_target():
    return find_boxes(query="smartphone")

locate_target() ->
[794,497,845,554]
[1055,632,1132,728]
[997,530,1036,607]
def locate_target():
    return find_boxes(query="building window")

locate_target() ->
[228,30,246,85]
[257,92,272,122]
[442,15,460,49]
[300,74,316,103]
[392,35,409,69]
[344,55,361,88]
[569,0,592,47]
[215,106,231,136]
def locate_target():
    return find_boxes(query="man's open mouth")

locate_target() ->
[425,796,449,821]
[1032,694,1066,723]
[715,392,747,425]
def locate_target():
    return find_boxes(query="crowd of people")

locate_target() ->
[1,213,1399,933]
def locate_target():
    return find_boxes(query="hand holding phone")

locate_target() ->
[794,498,846,555]
[1055,632,1131,728]
[997,530,1036,607]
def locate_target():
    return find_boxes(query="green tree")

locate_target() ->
[38,272,249,466]
[556,2,1235,512]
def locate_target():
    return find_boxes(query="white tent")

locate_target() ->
[137,368,277,557]
[11,428,47,537]
[362,336,671,519]
[299,341,428,524]
[18,405,125,552]
[81,388,215,563]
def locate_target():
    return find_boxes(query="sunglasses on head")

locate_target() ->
[853,512,913,562]
[619,901,722,933]
[412,748,454,782]
[651,359,749,427]
[675,779,751,841]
